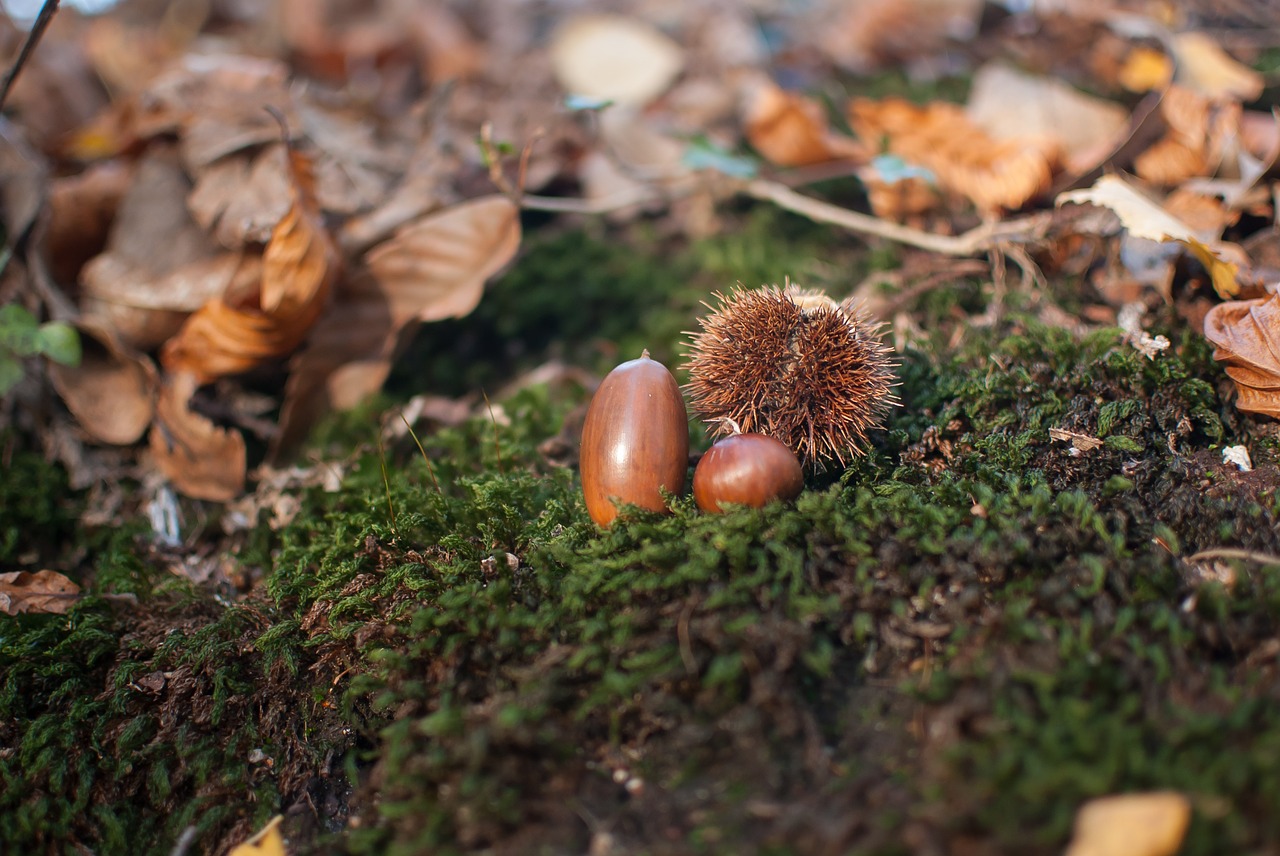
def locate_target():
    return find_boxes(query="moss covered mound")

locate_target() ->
[4,212,1280,854]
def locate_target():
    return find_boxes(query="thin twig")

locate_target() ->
[741,178,1054,256]
[522,175,1054,257]
[0,0,59,110]
[1187,548,1280,566]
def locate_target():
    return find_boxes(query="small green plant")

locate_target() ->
[0,304,80,394]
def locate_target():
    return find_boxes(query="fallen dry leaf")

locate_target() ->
[271,195,521,459]
[849,97,1059,211]
[76,145,241,349]
[49,320,157,445]
[149,371,247,501]
[746,80,865,168]
[817,0,981,74]
[1063,791,1190,856]
[1134,86,1241,186]
[42,159,130,286]
[550,14,684,107]
[161,146,338,384]
[228,815,286,856]
[0,570,81,616]
[964,63,1128,175]
[1118,45,1173,93]
[1057,174,1242,297]
[366,194,521,325]
[1203,294,1280,418]
[1171,31,1265,102]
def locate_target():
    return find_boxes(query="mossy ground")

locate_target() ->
[4,205,1280,856]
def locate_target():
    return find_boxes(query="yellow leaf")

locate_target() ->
[1180,236,1240,298]
[1172,32,1264,102]
[228,815,286,856]
[1118,46,1173,93]
[1063,792,1190,856]
[1056,174,1241,297]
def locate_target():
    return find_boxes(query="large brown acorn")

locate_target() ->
[693,421,803,513]
[684,283,897,468]
[580,349,689,527]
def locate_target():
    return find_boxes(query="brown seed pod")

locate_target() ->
[580,349,689,527]
[693,427,803,513]
[684,283,897,468]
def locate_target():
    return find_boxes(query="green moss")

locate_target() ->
[5,217,1280,856]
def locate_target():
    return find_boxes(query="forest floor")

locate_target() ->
[4,2,1280,855]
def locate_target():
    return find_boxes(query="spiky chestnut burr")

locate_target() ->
[683,283,897,469]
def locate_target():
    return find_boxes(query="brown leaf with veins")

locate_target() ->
[150,372,247,501]
[0,570,81,616]
[161,146,338,384]
[271,195,521,459]
[1203,295,1280,418]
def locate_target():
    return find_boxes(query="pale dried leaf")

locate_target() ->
[82,253,245,350]
[1058,176,1194,242]
[965,63,1128,173]
[551,14,684,107]
[162,148,338,384]
[1057,175,1241,296]
[49,320,156,445]
[1063,792,1190,856]
[149,372,247,501]
[187,144,292,249]
[1049,427,1104,452]
[0,570,81,616]
[1171,32,1265,102]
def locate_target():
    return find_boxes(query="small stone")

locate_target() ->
[1222,445,1252,472]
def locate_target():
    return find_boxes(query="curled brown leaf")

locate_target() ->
[1203,295,1280,418]
[149,371,247,501]
[161,147,338,384]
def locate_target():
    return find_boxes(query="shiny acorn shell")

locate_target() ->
[580,350,689,527]
[692,432,803,513]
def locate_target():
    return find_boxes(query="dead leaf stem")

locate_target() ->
[0,0,59,110]
[1187,547,1280,566]
[521,177,1053,257]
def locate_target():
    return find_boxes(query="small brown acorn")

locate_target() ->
[684,282,897,468]
[580,349,689,527]
[693,422,803,513]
